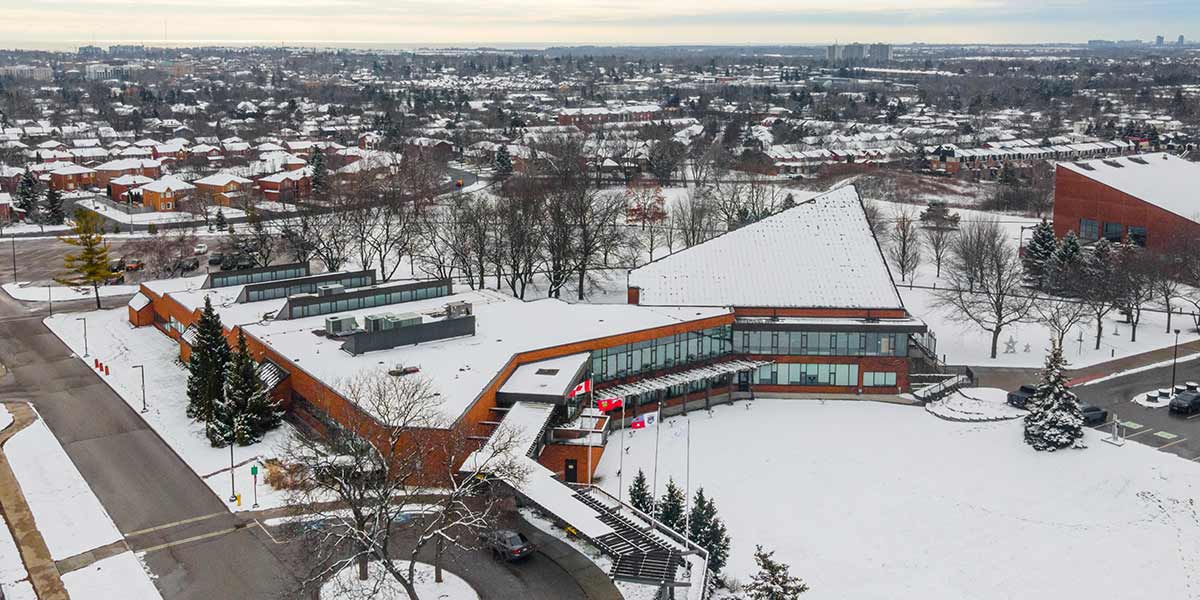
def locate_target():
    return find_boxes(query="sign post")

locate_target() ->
[250,464,259,508]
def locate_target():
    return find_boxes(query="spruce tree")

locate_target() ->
[44,187,65,225]
[744,545,810,600]
[215,208,227,231]
[495,145,514,180]
[15,171,38,219]
[688,488,732,574]
[310,151,328,200]
[1023,219,1056,288]
[628,469,653,515]
[656,478,686,532]
[218,330,278,445]
[1023,341,1085,451]
[186,297,231,427]
[1049,230,1082,290]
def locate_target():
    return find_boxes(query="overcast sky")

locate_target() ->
[3,0,1195,48]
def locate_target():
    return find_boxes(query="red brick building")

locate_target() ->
[1053,153,1199,249]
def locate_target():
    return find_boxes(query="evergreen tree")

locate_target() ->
[495,145,514,180]
[44,187,65,225]
[15,171,38,219]
[1023,219,1057,288]
[1023,341,1085,451]
[687,488,732,574]
[213,330,279,446]
[56,209,110,309]
[186,297,231,428]
[656,478,686,532]
[310,151,328,200]
[628,469,653,515]
[1048,230,1082,289]
[744,545,810,600]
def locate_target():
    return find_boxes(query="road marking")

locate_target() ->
[1153,431,1180,441]
[1187,413,1200,421]
[1158,438,1189,450]
[124,512,228,537]
[137,525,245,554]
[1125,428,1156,439]
[1122,421,1144,430]
[1191,455,1200,462]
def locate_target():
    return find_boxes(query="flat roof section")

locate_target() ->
[498,353,591,401]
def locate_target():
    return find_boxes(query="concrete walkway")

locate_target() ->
[0,402,70,600]
[1066,337,1200,385]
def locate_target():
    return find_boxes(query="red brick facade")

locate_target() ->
[1053,165,1200,250]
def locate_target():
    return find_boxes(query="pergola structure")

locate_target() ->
[599,359,774,412]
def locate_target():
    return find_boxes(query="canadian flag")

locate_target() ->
[630,413,658,430]
[567,379,592,399]
[596,397,623,412]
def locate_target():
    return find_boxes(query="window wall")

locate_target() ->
[751,363,859,386]
[733,329,905,357]
[863,371,898,387]
[1080,218,1099,241]
[590,325,732,384]
[287,283,452,319]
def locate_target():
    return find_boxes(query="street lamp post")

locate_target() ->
[132,364,146,412]
[10,236,15,282]
[1171,328,1182,393]
[75,317,88,356]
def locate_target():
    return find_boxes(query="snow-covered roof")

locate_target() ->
[141,176,195,194]
[194,173,252,187]
[499,353,590,398]
[629,185,903,310]
[1059,153,1200,224]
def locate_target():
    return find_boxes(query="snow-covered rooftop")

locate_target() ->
[629,185,904,310]
[1059,153,1200,224]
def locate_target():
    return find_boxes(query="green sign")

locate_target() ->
[250,465,258,476]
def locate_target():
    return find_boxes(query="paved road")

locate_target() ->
[1074,357,1200,462]
[0,292,302,599]
[2,237,147,287]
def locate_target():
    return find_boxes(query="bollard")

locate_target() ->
[236,494,242,507]
[104,365,110,376]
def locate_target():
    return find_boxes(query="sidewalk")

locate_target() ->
[1066,337,1200,385]
[0,402,70,600]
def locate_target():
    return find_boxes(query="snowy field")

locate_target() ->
[2,281,139,303]
[872,199,1200,368]
[320,561,478,600]
[61,551,163,600]
[594,399,1200,599]
[45,307,297,512]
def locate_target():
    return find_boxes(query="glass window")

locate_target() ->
[1102,222,1122,242]
[1127,226,1147,246]
[1080,218,1099,240]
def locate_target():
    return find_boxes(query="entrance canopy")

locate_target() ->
[599,359,773,399]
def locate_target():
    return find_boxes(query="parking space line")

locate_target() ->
[1122,421,1145,430]
[1191,455,1200,462]
[1153,431,1180,441]
[1158,438,1189,450]
[1187,413,1200,421]
[1125,428,1156,439]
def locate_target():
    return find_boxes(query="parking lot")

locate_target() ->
[1074,358,1200,461]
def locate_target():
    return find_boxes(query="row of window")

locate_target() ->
[246,274,373,303]
[287,284,452,320]
[752,363,860,386]
[211,265,307,288]
[863,371,898,387]
[590,326,733,383]
[733,330,904,357]
[1079,219,1147,246]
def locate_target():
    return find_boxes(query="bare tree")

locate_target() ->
[1149,246,1188,333]
[1115,245,1157,343]
[887,209,922,283]
[921,224,954,279]
[1034,295,1092,349]
[861,198,885,239]
[283,372,527,600]
[572,189,628,300]
[672,187,718,248]
[414,206,459,282]
[495,192,543,299]
[1069,239,1123,350]
[936,220,1036,359]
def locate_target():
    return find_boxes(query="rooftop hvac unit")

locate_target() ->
[317,283,345,297]
[364,314,391,333]
[387,312,422,328]
[446,301,473,319]
[325,315,359,336]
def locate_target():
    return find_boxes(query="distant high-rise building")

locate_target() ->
[827,42,881,63]
[108,44,145,58]
[1156,35,1165,46]
[826,44,841,62]
[868,43,893,62]
[1180,35,1187,45]
[78,45,103,57]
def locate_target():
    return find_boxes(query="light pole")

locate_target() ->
[10,235,15,282]
[132,364,146,412]
[1171,328,1181,393]
[228,408,237,504]
[75,317,88,356]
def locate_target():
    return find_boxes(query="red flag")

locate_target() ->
[596,397,623,412]
[630,413,657,429]
[567,379,592,398]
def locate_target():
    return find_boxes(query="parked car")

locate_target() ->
[105,272,125,285]
[1079,402,1109,426]
[125,258,145,271]
[1169,391,1200,416]
[176,257,200,272]
[109,257,126,273]
[1006,384,1038,408]
[219,253,241,270]
[193,243,208,255]
[480,529,534,562]
[207,252,225,266]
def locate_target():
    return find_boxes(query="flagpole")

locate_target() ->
[684,416,691,540]
[618,397,626,512]
[652,400,662,516]
[587,377,593,489]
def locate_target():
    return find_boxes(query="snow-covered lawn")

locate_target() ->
[594,399,1200,600]
[320,561,478,600]
[61,551,163,600]
[44,307,297,512]
[2,223,71,236]
[0,510,29,597]
[870,199,1200,368]
[2,281,139,303]
[5,411,123,560]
